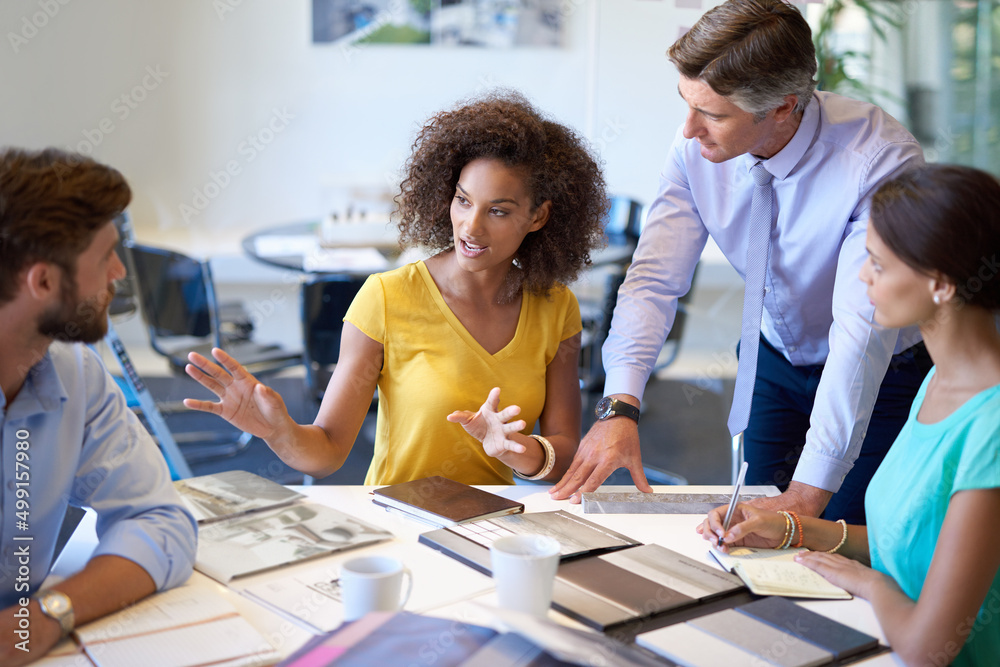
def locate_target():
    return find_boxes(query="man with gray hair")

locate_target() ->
[552,0,931,525]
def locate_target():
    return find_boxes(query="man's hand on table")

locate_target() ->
[549,399,651,503]
[0,600,63,667]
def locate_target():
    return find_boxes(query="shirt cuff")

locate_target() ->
[603,366,652,403]
[92,510,197,591]
[791,451,854,494]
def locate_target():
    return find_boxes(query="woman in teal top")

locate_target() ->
[700,164,1000,666]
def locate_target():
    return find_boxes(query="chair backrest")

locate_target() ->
[302,275,367,365]
[126,243,221,348]
[109,212,139,319]
[654,261,701,372]
[301,275,367,399]
[603,197,644,245]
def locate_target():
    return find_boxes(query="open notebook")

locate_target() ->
[709,546,851,599]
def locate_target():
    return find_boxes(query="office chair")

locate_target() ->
[578,196,645,391]
[114,214,254,340]
[603,196,644,246]
[579,262,700,392]
[125,242,303,377]
[109,213,139,319]
[652,261,700,375]
[300,274,368,402]
[94,214,195,477]
[574,198,695,486]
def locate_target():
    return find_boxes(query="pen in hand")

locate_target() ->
[718,461,749,548]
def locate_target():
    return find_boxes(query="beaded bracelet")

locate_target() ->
[777,511,793,549]
[826,519,848,553]
[789,510,804,549]
[514,434,556,481]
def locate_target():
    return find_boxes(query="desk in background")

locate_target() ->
[242,219,407,275]
[243,220,638,275]
[48,485,898,665]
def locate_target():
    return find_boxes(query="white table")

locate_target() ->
[49,485,901,665]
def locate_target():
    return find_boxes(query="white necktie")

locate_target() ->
[728,161,774,437]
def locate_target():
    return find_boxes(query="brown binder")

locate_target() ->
[372,476,524,527]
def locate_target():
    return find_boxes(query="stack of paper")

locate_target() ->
[76,585,278,667]
[176,471,394,584]
[302,246,389,272]
[240,541,493,634]
[174,470,304,524]
[195,502,392,583]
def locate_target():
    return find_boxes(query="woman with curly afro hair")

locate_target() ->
[184,91,609,485]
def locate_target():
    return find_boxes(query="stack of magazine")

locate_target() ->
[418,510,748,631]
[636,596,883,666]
[175,471,392,584]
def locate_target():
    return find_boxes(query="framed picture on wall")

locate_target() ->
[312,0,564,47]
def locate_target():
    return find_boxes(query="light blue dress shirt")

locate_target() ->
[0,342,197,609]
[603,91,924,492]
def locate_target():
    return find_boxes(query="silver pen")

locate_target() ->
[718,461,749,548]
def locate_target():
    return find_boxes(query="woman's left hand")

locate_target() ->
[447,387,527,458]
[795,551,887,600]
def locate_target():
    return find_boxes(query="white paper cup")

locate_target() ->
[340,556,413,621]
[489,534,561,617]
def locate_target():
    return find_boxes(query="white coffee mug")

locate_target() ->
[340,556,413,622]
[489,534,561,617]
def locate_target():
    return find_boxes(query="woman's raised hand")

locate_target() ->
[183,348,291,441]
[447,387,527,459]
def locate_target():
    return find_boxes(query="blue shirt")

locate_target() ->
[0,342,197,609]
[866,368,1000,665]
[603,91,924,492]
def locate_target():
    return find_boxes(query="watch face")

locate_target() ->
[36,590,74,636]
[45,594,70,615]
[595,397,612,419]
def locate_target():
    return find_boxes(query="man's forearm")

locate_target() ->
[750,481,833,518]
[1,555,159,666]
[48,555,157,627]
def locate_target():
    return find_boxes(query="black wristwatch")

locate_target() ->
[595,396,640,424]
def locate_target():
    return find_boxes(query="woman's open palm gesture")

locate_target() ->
[183,348,291,441]
[447,387,527,458]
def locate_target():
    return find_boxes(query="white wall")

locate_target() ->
[2,0,720,256]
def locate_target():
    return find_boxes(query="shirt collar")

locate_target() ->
[745,93,820,182]
[2,347,69,418]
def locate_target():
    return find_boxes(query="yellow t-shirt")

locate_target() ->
[344,261,581,485]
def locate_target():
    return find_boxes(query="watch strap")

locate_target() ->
[597,397,640,424]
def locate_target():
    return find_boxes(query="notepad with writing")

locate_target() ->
[709,546,852,599]
[76,584,278,667]
[371,475,524,527]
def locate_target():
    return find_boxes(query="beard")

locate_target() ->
[37,279,115,344]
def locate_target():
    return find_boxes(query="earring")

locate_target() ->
[933,294,941,305]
